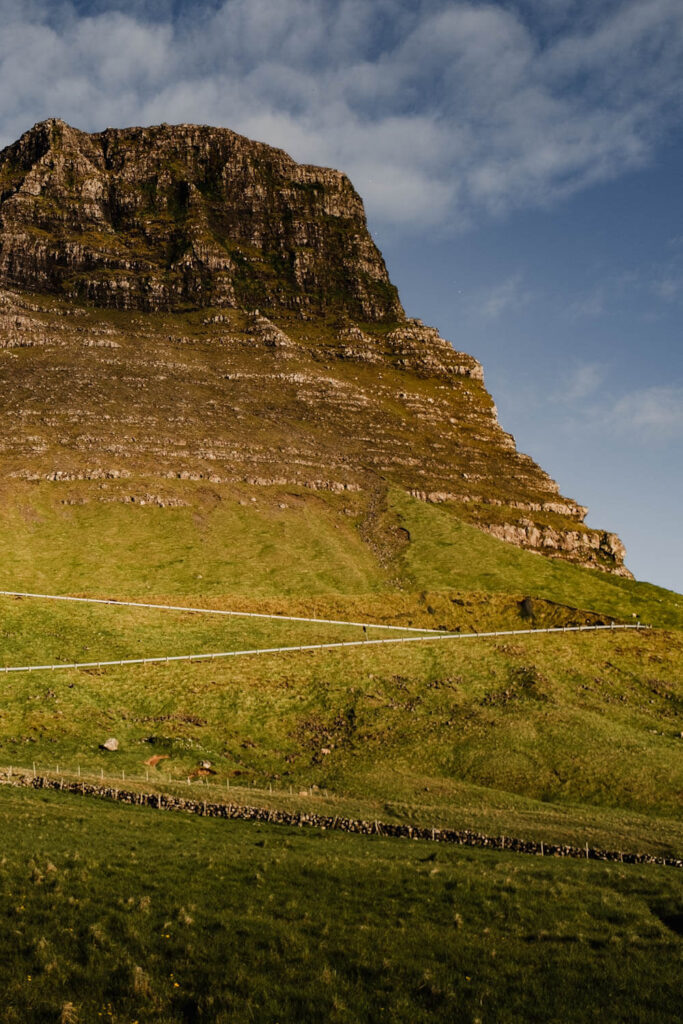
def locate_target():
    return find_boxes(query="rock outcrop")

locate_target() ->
[0,119,402,319]
[480,522,630,577]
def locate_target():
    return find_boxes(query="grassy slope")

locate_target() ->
[2,622,681,853]
[1,485,681,855]
[1,345,681,1020]
[1,481,679,626]
[395,491,683,630]
[0,482,385,598]
[1,787,681,1024]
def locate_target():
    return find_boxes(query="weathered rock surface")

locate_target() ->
[0,119,402,319]
[481,522,631,577]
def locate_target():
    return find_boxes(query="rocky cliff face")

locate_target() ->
[0,119,402,319]
[0,120,631,576]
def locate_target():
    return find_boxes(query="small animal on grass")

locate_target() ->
[144,755,170,768]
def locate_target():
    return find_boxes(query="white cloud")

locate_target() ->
[477,273,533,319]
[561,363,605,402]
[652,276,683,301]
[0,1,683,228]
[564,286,606,318]
[602,385,683,440]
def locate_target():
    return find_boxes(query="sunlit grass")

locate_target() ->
[0,786,681,1024]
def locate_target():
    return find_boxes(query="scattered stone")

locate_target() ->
[100,737,119,752]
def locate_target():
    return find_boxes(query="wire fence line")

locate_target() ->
[0,589,446,633]
[0,622,649,674]
[2,762,330,799]
[2,764,678,867]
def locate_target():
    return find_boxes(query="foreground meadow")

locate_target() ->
[1,786,681,1024]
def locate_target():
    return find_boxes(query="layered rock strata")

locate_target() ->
[0,120,631,575]
[0,119,402,318]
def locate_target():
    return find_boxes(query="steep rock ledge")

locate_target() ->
[0,119,403,319]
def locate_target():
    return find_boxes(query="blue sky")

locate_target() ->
[0,0,681,591]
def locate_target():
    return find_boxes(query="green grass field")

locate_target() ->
[1,481,681,1020]
[2,623,681,852]
[1,487,681,850]
[1,482,679,626]
[1,786,681,1024]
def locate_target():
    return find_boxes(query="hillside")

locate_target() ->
[0,115,680,844]
[0,119,681,1023]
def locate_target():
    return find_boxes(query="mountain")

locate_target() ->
[1,120,681,1023]
[0,119,629,576]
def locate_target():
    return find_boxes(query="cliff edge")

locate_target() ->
[0,119,402,319]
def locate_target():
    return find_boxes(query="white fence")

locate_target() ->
[0,622,648,674]
[0,589,446,633]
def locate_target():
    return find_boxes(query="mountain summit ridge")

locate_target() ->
[0,118,402,318]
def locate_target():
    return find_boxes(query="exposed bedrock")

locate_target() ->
[0,118,631,576]
[0,119,402,319]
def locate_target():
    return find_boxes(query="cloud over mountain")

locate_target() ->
[1,0,683,229]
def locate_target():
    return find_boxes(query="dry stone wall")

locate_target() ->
[3,772,680,869]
